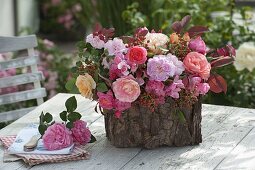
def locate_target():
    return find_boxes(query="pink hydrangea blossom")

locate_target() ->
[147,55,181,81]
[104,38,127,56]
[188,36,206,54]
[165,76,184,99]
[42,123,73,150]
[112,77,140,102]
[86,34,105,49]
[97,90,114,110]
[145,80,165,96]
[166,54,185,75]
[71,120,91,145]
[188,76,210,96]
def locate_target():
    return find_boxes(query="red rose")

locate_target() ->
[126,46,147,64]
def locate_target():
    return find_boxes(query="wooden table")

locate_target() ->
[1,93,255,170]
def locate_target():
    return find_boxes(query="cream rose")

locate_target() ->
[145,33,169,54]
[234,42,255,72]
[76,73,96,99]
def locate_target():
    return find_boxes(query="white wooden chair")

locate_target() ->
[0,35,47,122]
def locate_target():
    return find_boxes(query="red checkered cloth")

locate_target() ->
[0,136,90,166]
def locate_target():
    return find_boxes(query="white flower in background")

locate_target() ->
[234,42,255,72]
[104,38,127,56]
[145,32,169,54]
[86,34,105,49]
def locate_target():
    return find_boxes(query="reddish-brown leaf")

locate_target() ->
[172,21,182,33]
[188,26,209,37]
[210,57,234,68]
[181,15,191,28]
[120,36,135,43]
[208,74,227,93]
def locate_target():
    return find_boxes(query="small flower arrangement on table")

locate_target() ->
[38,96,96,150]
[66,15,236,148]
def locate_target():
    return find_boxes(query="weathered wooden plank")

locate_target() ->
[0,55,38,70]
[121,106,255,170]
[216,116,255,169]
[0,72,44,88]
[27,48,44,105]
[0,107,36,122]
[0,88,46,105]
[0,35,37,53]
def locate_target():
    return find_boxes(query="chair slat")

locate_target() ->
[0,35,37,53]
[0,88,46,105]
[0,55,39,70]
[0,107,36,122]
[0,72,44,88]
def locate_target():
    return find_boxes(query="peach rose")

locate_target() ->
[112,77,140,102]
[76,73,96,99]
[183,52,211,79]
[170,33,179,44]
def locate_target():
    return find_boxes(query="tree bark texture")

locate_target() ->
[104,97,202,149]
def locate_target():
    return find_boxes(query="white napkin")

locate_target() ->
[8,124,74,155]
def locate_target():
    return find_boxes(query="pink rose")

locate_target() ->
[71,120,91,145]
[97,90,114,110]
[188,36,206,54]
[183,52,211,80]
[126,46,147,64]
[114,99,131,118]
[42,123,73,150]
[112,77,140,102]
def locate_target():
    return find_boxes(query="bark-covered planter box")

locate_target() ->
[104,97,202,149]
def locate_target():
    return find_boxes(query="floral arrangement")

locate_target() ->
[67,15,236,118]
[38,96,96,150]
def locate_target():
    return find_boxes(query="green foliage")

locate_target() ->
[97,82,108,92]
[177,111,186,123]
[39,112,54,136]
[65,96,77,112]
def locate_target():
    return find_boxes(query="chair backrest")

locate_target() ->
[0,35,47,122]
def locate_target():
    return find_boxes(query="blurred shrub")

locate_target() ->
[39,0,94,40]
